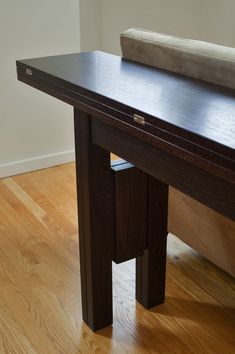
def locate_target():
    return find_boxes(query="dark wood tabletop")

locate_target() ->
[17,51,235,184]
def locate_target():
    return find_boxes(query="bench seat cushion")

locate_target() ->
[120,28,235,89]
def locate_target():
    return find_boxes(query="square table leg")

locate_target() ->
[136,176,168,308]
[74,109,114,331]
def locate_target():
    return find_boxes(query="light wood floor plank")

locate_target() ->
[0,163,234,353]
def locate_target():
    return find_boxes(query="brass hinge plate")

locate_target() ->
[134,114,145,125]
[26,68,33,76]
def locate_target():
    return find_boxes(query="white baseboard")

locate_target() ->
[0,150,75,178]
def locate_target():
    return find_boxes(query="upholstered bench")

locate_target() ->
[120,28,235,277]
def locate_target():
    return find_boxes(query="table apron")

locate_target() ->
[91,117,235,222]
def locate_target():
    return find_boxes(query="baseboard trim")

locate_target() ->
[0,150,75,178]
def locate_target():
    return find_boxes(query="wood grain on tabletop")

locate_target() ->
[0,162,234,353]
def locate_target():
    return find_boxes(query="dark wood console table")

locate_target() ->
[16,51,235,331]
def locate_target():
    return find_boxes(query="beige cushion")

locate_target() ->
[120,28,235,89]
[168,188,235,278]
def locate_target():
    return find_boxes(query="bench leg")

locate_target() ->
[136,176,168,308]
[74,109,114,330]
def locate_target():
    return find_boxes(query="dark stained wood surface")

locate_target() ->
[74,109,114,330]
[16,50,235,333]
[136,176,168,309]
[16,51,235,184]
[92,118,235,222]
[111,160,148,263]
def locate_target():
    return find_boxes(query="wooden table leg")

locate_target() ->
[136,176,168,309]
[74,109,114,331]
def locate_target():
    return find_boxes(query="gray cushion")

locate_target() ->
[120,28,235,89]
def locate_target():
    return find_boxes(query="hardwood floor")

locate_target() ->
[0,163,234,353]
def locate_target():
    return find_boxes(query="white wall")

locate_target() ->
[0,0,80,177]
[101,0,201,55]
[2,1,234,177]
[80,0,235,54]
[199,0,235,46]
[79,0,102,51]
